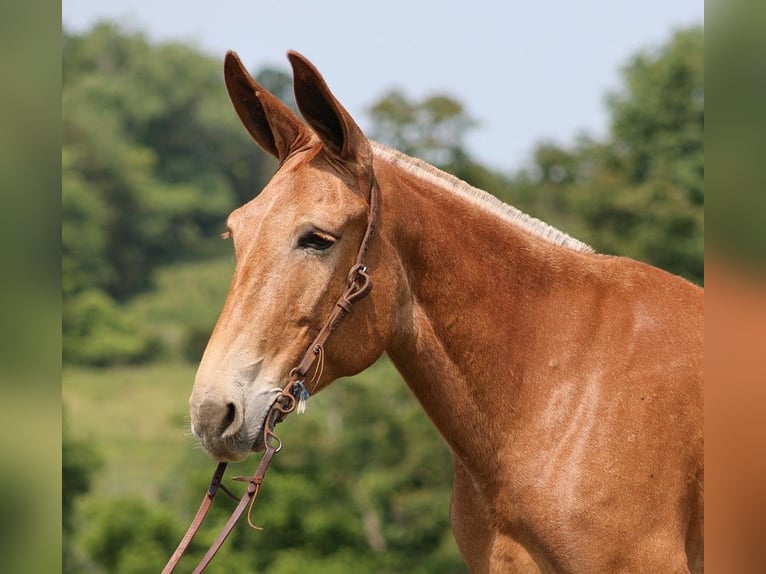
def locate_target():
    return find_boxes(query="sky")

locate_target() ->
[62,0,703,173]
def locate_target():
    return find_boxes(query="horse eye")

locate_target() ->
[298,231,336,251]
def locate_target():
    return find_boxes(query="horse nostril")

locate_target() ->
[222,402,236,433]
[219,400,245,440]
[193,398,243,440]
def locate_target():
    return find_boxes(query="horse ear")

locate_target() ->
[287,50,371,169]
[224,51,310,162]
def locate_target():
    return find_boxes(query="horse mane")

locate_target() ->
[371,141,594,254]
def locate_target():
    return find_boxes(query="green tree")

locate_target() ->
[368,90,477,168]
[366,88,512,211]
[63,23,239,300]
[63,410,101,572]
[607,27,704,203]
[514,27,704,284]
[62,23,278,365]
[78,496,183,574]
[580,26,703,283]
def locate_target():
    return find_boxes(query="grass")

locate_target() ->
[63,361,200,500]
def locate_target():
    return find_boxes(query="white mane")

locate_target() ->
[371,142,594,254]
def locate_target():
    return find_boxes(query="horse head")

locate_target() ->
[189,51,404,462]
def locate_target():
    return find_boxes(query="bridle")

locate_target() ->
[162,173,380,573]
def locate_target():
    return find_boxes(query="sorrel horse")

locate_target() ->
[189,51,703,573]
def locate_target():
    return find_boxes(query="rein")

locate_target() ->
[162,175,380,573]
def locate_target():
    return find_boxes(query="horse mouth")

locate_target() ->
[197,436,251,463]
[250,402,283,453]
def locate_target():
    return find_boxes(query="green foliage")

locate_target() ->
[607,27,704,202]
[62,23,275,365]
[78,496,180,574]
[62,362,199,500]
[62,289,160,366]
[63,410,102,571]
[62,150,111,296]
[581,27,703,283]
[368,90,477,167]
[62,23,243,301]
[508,27,704,284]
[125,254,235,362]
[63,416,101,530]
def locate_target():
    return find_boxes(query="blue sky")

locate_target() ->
[63,0,703,172]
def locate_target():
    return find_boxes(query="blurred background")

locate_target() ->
[58,14,703,574]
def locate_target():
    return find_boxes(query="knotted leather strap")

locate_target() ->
[162,440,279,574]
[161,462,228,574]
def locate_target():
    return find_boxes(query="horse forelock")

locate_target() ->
[370,141,594,254]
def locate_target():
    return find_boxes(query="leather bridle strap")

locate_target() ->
[191,437,279,574]
[161,462,228,574]
[290,174,380,382]
[161,176,379,573]
[162,427,286,574]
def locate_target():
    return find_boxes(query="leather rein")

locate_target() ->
[162,175,380,573]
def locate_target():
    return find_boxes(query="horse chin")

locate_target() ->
[201,427,263,462]
[199,436,251,463]
[246,390,284,454]
[248,424,269,454]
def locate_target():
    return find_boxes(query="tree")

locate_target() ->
[62,23,277,364]
[63,410,101,572]
[583,26,704,283]
[607,27,704,204]
[368,90,476,168]
[63,23,241,300]
[515,27,704,284]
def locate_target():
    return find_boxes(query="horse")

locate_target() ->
[189,50,704,573]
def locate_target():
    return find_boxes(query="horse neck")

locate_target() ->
[374,149,592,473]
